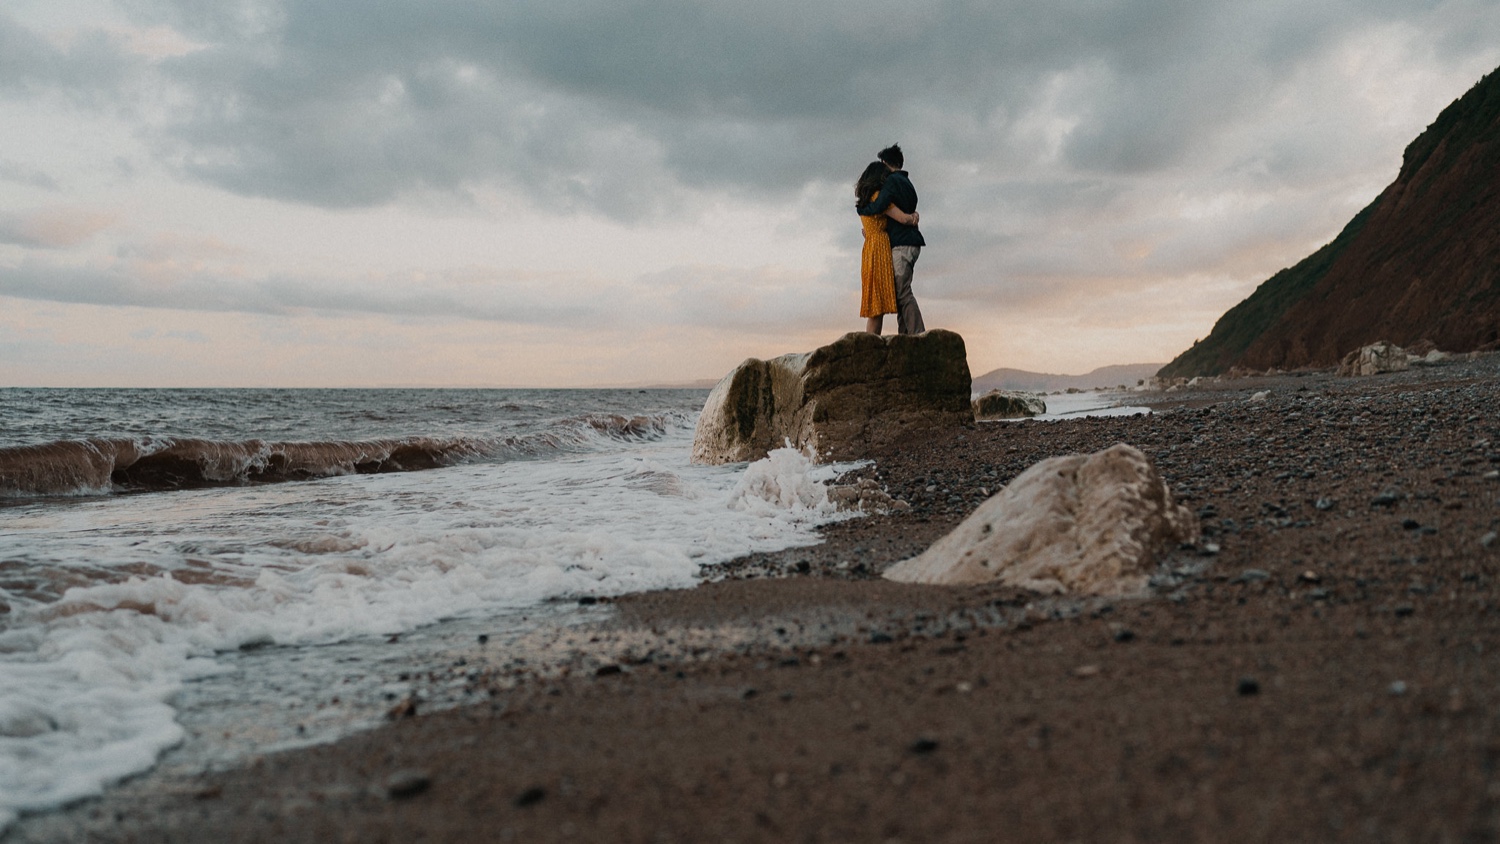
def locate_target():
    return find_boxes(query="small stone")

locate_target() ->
[1072,664,1101,678]
[1394,604,1415,617]
[910,738,940,754]
[772,772,790,788]
[869,631,893,644]
[578,596,598,605]
[386,769,432,799]
[1483,470,1500,481]
[595,664,622,677]
[1298,570,1321,583]
[1113,629,1136,643]
[1402,518,1422,530]
[1237,677,1260,696]
[1314,498,1335,511]
[476,634,489,644]
[1481,532,1497,549]
[1388,681,1408,696]
[1372,490,1401,507]
[1234,569,1270,583]
[1200,542,1221,556]
[515,786,547,807]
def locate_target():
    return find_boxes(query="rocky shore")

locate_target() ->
[11,356,1500,843]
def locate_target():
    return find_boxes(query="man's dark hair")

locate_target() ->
[878,143,904,169]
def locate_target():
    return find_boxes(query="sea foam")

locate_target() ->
[0,432,853,830]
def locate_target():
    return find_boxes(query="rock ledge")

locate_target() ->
[691,330,973,465]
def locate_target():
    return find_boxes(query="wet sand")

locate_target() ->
[11,356,1500,843]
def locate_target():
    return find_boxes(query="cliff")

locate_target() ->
[1160,67,1500,377]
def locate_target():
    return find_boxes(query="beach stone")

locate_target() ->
[883,444,1198,595]
[1338,341,1410,376]
[691,330,973,465]
[386,769,432,799]
[973,390,1046,421]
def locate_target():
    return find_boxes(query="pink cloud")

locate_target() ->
[0,208,118,249]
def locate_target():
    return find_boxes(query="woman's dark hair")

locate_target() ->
[855,161,888,202]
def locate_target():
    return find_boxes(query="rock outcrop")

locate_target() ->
[691,330,973,465]
[1337,342,1411,376]
[1159,66,1500,378]
[973,390,1046,420]
[883,444,1198,595]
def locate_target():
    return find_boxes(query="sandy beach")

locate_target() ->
[11,356,1500,843]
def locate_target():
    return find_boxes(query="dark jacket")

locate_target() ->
[857,170,925,248]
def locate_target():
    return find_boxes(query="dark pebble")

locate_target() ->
[910,738,940,754]
[578,596,598,605]
[1113,629,1136,643]
[386,770,432,799]
[515,786,547,808]
[1237,677,1260,696]
[869,632,894,644]
[1402,518,1422,530]
[595,664,622,676]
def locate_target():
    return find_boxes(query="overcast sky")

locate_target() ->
[2,0,1497,387]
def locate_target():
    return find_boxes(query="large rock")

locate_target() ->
[883,443,1198,595]
[1337,341,1410,376]
[691,330,972,465]
[973,390,1046,420]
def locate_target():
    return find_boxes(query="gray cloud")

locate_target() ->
[0,12,141,105]
[63,0,1488,214]
[0,248,842,334]
[0,159,59,190]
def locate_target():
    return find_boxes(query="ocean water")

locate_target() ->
[0,389,859,831]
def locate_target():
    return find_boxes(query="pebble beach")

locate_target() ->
[10,354,1500,843]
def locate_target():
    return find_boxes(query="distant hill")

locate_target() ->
[633,378,718,389]
[1160,66,1500,378]
[972,363,1164,393]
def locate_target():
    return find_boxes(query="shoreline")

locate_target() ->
[10,356,1500,842]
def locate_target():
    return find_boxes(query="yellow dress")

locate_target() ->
[860,193,897,318]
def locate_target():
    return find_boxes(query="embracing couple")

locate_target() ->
[856,143,925,336]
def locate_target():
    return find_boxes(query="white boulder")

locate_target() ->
[883,443,1198,595]
[1338,342,1409,376]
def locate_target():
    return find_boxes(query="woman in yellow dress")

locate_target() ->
[856,161,918,334]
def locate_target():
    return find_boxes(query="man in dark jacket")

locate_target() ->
[857,143,926,334]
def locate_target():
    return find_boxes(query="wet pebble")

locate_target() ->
[386,769,432,799]
[910,737,940,754]
[515,786,547,807]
